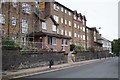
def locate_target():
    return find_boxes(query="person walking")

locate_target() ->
[49,59,54,68]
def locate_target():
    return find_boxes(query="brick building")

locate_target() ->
[0,1,104,53]
[86,27,103,51]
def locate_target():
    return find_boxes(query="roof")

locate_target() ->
[54,1,84,20]
[91,27,99,33]
[83,15,87,21]
[27,31,72,39]
[54,1,73,12]
[50,15,59,25]
[94,41,103,46]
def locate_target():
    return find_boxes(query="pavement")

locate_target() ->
[2,58,110,80]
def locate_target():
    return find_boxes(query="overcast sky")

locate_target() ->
[56,0,119,41]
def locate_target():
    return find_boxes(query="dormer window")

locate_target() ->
[12,0,17,8]
[22,3,31,14]
[54,4,59,11]
[78,17,81,21]
[74,15,76,20]
[65,9,67,14]
[61,7,63,12]
[69,12,71,15]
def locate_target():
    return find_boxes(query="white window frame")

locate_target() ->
[12,0,17,8]
[61,7,63,12]
[69,31,71,37]
[74,33,77,37]
[12,16,17,26]
[69,21,71,26]
[74,15,76,20]
[61,18,63,23]
[78,25,80,29]
[74,23,76,28]
[83,27,85,32]
[62,39,68,46]
[69,12,71,15]
[52,37,56,45]
[65,19,67,24]
[42,21,46,30]
[22,3,31,14]
[54,4,59,11]
[83,35,85,40]
[54,15,59,23]
[12,36,17,42]
[78,34,80,38]
[0,14,5,24]
[65,9,67,14]
[52,25,57,32]
[22,19,28,34]
[65,30,67,36]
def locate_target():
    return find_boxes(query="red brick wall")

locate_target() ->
[57,38,62,51]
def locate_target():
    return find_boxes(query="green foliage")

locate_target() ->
[70,44,84,52]
[2,37,21,50]
[70,44,75,51]
[112,38,120,56]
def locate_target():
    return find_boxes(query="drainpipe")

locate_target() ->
[7,2,10,37]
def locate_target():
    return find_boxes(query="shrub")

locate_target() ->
[2,37,21,50]
[70,44,75,51]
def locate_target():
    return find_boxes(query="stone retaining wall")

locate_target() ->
[2,50,109,71]
[2,50,67,70]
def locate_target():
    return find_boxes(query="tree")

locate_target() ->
[112,38,120,56]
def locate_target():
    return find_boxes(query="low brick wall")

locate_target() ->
[2,50,67,71]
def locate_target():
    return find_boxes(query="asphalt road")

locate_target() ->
[25,57,118,78]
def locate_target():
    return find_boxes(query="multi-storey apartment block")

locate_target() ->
[72,10,87,50]
[0,1,109,53]
[86,27,103,51]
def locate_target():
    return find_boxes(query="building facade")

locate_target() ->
[99,37,112,53]
[0,1,110,53]
[86,27,103,51]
